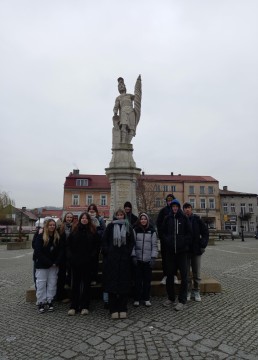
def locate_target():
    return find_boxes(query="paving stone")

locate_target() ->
[218,343,237,355]
[60,349,78,359]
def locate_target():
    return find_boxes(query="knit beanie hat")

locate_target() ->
[166,194,175,202]
[171,199,181,208]
[124,201,132,209]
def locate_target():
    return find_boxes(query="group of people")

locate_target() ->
[32,196,209,318]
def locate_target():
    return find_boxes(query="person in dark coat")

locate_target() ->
[102,208,135,319]
[67,212,98,316]
[162,199,192,311]
[124,201,138,228]
[183,202,209,302]
[156,194,176,285]
[34,219,64,313]
[56,212,76,301]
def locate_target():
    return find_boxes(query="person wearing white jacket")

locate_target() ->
[131,213,158,307]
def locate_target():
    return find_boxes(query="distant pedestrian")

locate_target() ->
[102,208,135,319]
[34,219,64,314]
[162,199,192,311]
[132,213,158,307]
[67,212,98,316]
[183,202,209,302]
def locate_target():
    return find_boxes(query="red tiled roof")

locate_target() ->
[220,189,257,196]
[64,174,110,189]
[139,174,218,183]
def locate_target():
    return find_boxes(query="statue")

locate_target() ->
[112,75,142,145]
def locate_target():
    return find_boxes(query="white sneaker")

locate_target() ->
[81,309,89,315]
[160,276,167,285]
[175,302,185,311]
[68,308,76,316]
[145,300,151,307]
[133,301,140,307]
[174,275,179,284]
[194,291,201,302]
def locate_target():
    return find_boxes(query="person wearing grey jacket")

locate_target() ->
[131,213,158,307]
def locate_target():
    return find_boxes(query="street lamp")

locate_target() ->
[240,208,245,242]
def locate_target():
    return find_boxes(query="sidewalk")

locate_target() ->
[0,239,257,359]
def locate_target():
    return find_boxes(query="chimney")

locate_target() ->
[73,169,79,175]
[142,171,145,175]
[21,207,26,211]
[223,186,228,191]
[171,172,173,176]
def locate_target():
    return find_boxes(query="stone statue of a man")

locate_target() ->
[113,75,142,144]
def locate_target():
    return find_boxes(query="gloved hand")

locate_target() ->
[150,258,155,268]
[132,257,137,266]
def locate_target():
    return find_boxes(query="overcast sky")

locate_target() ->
[1,0,257,209]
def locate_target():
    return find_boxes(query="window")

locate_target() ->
[240,203,246,215]
[171,185,176,192]
[76,179,88,186]
[200,186,205,195]
[87,195,93,206]
[189,186,195,195]
[250,222,255,232]
[72,194,79,206]
[249,203,254,213]
[100,195,107,206]
[189,198,195,209]
[209,198,215,209]
[230,203,235,213]
[223,202,228,213]
[155,198,162,207]
[155,184,160,192]
[200,199,206,209]
[163,185,169,192]
[208,186,214,194]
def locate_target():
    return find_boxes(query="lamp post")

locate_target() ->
[240,208,245,242]
[18,208,24,241]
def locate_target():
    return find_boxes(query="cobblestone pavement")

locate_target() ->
[0,238,258,359]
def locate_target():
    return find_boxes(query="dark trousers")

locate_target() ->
[91,249,100,282]
[160,238,167,277]
[56,262,66,300]
[109,292,128,314]
[134,261,152,301]
[70,266,91,310]
[166,252,188,304]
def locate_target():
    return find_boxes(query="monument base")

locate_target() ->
[105,143,141,218]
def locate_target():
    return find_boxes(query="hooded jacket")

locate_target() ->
[162,208,192,254]
[132,214,158,262]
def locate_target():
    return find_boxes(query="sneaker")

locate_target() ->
[119,312,127,319]
[174,275,179,284]
[160,276,167,285]
[145,300,151,307]
[163,299,173,307]
[90,281,97,286]
[194,291,202,302]
[111,312,119,319]
[68,308,76,316]
[187,292,191,301]
[133,301,140,307]
[38,303,45,314]
[81,309,89,315]
[175,302,185,311]
[47,302,54,312]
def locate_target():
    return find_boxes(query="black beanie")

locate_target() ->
[124,201,132,209]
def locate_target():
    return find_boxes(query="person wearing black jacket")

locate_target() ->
[124,201,138,227]
[34,219,64,314]
[156,194,176,284]
[183,202,209,302]
[162,199,192,311]
[67,212,98,316]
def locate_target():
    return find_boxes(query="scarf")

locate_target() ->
[113,219,127,247]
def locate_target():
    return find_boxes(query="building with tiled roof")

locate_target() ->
[220,186,258,235]
[63,170,221,228]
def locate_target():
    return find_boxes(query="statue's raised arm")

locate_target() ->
[112,75,142,145]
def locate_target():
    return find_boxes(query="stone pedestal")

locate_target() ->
[105,143,141,218]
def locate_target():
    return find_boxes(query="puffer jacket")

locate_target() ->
[162,209,192,254]
[132,225,158,262]
[188,214,209,255]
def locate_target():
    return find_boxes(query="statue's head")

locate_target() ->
[117,77,126,94]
